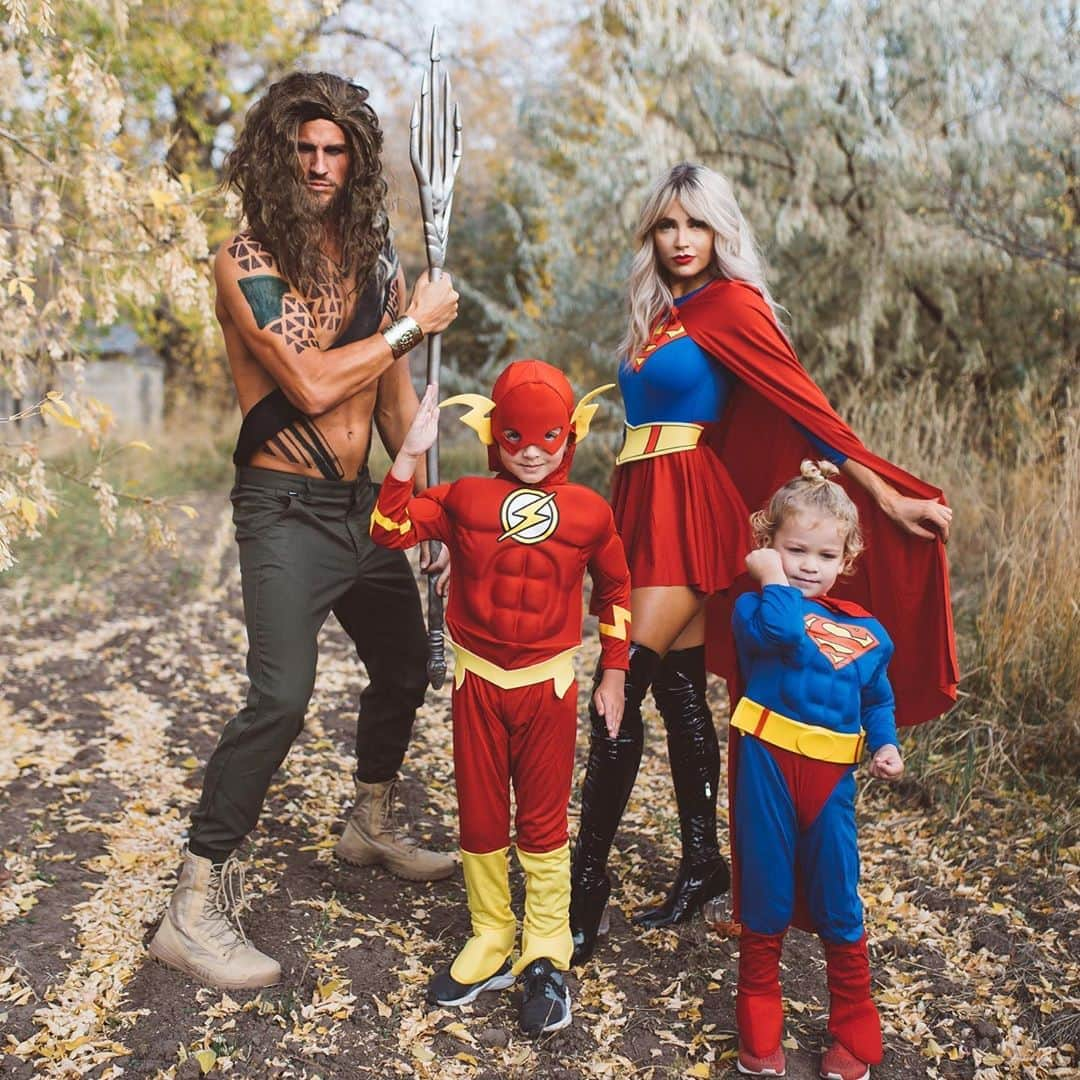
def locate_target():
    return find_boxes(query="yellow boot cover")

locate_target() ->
[512,842,573,975]
[450,847,517,985]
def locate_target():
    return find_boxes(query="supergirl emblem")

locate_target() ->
[803,614,879,670]
[498,489,559,545]
[632,319,687,370]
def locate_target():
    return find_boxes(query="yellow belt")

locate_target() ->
[731,697,866,765]
[615,421,703,465]
[450,639,578,699]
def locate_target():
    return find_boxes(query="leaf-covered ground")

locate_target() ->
[1,495,1076,1079]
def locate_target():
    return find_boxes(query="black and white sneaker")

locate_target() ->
[426,957,515,1007]
[518,958,571,1037]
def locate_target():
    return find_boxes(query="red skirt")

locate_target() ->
[611,439,752,594]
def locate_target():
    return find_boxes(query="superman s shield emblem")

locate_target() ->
[803,614,878,670]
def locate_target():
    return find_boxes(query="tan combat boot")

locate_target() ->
[335,776,456,881]
[148,849,280,989]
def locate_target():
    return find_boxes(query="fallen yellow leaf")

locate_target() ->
[316,977,346,999]
[922,1037,945,1058]
[193,1048,217,1073]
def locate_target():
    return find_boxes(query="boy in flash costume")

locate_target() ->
[371,361,631,1036]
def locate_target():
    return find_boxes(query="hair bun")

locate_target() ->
[799,459,839,484]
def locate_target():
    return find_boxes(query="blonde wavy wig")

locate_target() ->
[620,162,783,363]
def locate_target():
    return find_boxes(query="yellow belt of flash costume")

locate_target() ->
[450,638,579,699]
[615,421,704,465]
[731,697,866,766]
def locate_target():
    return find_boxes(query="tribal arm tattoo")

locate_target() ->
[227,234,274,273]
[234,278,320,355]
[264,293,321,355]
[230,235,326,355]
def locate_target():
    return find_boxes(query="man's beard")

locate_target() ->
[268,179,360,295]
[298,182,347,224]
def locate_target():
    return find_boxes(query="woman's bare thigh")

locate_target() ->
[630,586,706,655]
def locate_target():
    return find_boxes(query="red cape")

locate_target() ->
[676,280,957,933]
[675,279,958,728]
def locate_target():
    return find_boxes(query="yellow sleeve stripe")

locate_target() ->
[599,604,631,640]
[370,506,412,536]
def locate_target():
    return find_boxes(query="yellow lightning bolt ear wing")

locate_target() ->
[439,393,496,445]
[571,383,615,442]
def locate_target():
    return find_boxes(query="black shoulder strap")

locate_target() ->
[333,233,399,346]
[331,272,383,347]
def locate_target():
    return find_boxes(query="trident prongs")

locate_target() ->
[410,26,463,272]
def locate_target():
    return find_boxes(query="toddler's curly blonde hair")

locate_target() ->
[750,460,864,575]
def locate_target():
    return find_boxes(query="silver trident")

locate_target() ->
[410,26,462,689]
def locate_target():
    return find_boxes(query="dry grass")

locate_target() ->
[840,375,1080,813]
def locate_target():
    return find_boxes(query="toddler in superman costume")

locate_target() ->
[369,360,631,1037]
[731,461,905,1080]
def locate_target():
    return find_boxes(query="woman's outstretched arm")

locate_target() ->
[841,458,953,542]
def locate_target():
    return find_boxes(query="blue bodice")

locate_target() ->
[617,287,846,465]
[620,333,733,425]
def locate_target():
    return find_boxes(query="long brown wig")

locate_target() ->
[223,72,389,299]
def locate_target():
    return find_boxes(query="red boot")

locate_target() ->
[736,929,786,1063]
[822,935,882,1068]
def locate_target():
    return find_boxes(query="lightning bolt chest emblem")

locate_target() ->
[498,488,560,545]
[803,614,879,670]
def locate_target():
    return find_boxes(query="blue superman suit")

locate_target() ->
[731,583,896,1064]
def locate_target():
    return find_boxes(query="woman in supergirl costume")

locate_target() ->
[569,163,957,965]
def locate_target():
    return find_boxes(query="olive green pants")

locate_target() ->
[189,466,428,861]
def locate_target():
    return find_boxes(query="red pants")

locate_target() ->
[453,673,577,855]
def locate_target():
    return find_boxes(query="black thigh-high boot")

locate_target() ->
[633,645,730,929]
[569,642,661,965]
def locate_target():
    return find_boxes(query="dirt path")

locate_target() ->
[1,495,1076,1079]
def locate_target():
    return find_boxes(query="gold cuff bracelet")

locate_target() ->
[383,316,424,359]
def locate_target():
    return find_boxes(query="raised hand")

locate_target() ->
[401,384,441,458]
[745,547,788,586]
[389,384,441,483]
